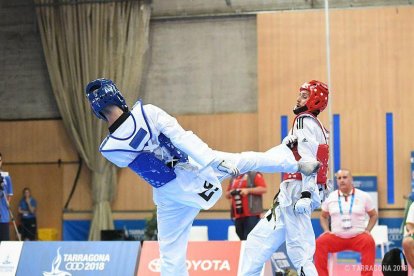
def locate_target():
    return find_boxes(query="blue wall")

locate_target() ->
[63,218,325,241]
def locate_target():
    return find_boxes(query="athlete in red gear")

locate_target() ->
[241,80,330,276]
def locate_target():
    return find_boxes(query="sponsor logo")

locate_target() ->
[148,258,230,272]
[43,248,72,276]
[388,227,403,241]
[148,258,161,272]
[0,254,14,273]
[1,255,11,265]
[43,247,110,274]
[65,262,85,271]
[0,241,23,275]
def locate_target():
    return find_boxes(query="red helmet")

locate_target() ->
[299,80,329,114]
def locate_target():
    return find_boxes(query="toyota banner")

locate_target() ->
[138,241,242,275]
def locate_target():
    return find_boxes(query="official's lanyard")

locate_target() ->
[338,188,355,215]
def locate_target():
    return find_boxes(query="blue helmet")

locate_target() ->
[85,78,128,120]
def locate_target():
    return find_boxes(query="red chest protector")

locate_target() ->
[283,113,329,185]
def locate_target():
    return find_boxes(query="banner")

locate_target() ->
[353,176,378,192]
[0,241,23,276]
[138,241,241,275]
[379,218,404,248]
[16,241,140,276]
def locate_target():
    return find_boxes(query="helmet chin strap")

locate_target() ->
[293,105,320,116]
[293,105,308,115]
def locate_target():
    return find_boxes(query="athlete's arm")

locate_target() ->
[144,104,216,167]
[320,210,331,234]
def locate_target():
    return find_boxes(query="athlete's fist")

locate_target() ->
[294,191,312,215]
[282,134,298,148]
[213,160,239,176]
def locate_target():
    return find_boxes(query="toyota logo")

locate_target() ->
[65,262,85,270]
[148,258,161,272]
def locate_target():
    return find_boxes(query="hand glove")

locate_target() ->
[282,134,298,148]
[294,191,312,215]
[214,160,240,176]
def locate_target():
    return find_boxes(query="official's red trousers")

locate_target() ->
[315,232,376,276]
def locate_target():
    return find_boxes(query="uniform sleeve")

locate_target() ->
[254,173,266,188]
[406,203,414,224]
[364,191,375,212]
[144,104,217,167]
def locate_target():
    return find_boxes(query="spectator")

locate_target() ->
[402,201,414,269]
[0,152,13,241]
[315,169,378,276]
[18,187,37,240]
[225,171,267,240]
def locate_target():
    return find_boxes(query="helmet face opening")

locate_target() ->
[85,78,128,120]
[87,84,101,95]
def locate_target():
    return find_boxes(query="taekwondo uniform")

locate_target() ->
[241,113,329,276]
[99,100,300,276]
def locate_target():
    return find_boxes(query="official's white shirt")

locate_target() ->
[322,188,375,238]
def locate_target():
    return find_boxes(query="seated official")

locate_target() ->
[402,202,414,269]
[314,169,378,276]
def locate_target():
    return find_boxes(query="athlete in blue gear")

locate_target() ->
[85,78,320,276]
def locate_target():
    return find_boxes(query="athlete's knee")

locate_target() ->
[316,235,327,248]
[362,234,375,248]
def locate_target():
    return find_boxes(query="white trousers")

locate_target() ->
[241,181,318,276]
[155,144,299,276]
[157,197,200,276]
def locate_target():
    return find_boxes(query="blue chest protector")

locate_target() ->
[128,133,188,188]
